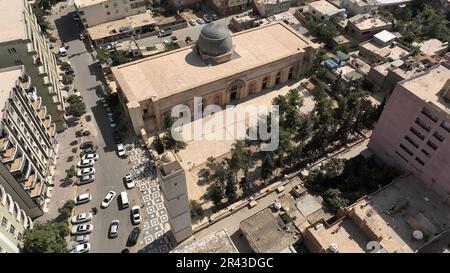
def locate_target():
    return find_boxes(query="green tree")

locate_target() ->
[228,140,250,181]
[111,50,128,66]
[62,75,74,85]
[162,128,187,152]
[323,188,349,212]
[208,181,224,205]
[261,152,275,180]
[60,62,71,72]
[225,170,237,202]
[21,221,69,253]
[66,96,86,118]
[58,200,75,219]
[189,200,204,217]
[65,165,76,179]
[95,48,110,64]
[152,134,165,154]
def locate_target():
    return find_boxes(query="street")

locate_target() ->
[49,4,143,253]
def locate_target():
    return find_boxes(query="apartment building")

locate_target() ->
[339,0,378,16]
[369,64,450,204]
[0,183,33,253]
[208,0,250,16]
[253,0,291,17]
[347,13,392,41]
[74,0,147,27]
[0,0,65,131]
[0,66,58,216]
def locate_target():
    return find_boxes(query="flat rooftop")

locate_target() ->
[240,208,298,253]
[374,0,411,5]
[0,66,22,120]
[308,0,342,15]
[360,41,411,61]
[350,15,391,31]
[112,22,316,103]
[401,64,450,115]
[0,0,27,43]
[74,0,107,8]
[87,12,155,41]
[415,39,448,56]
[256,0,290,3]
[171,229,238,253]
[349,174,450,253]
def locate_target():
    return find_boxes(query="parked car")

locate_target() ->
[77,159,95,168]
[123,173,135,189]
[189,19,197,26]
[203,15,212,23]
[77,167,95,177]
[73,235,89,244]
[130,206,141,224]
[74,193,92,205]
[80,147,97,157]
[71,212,93,224]
[127,227,141,246]
[196,18,205,25]
[82,153,99,161]
[72,243,90,253]
[59,47,67,57]
[77,174,95,185]
[117,144,125,157]
[101,191,116,208]
[71,224,93,235]
[109,220,120,238]
[158,29,172,37]
[79,33,85,40]
[80,141,94,150]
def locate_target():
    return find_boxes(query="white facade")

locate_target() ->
[74,0,147,27]
[306,0,346,22]
[156,152,192,243]
[0,66,58,213]
[0,0,66,131]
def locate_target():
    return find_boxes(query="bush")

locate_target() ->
[60,62,71,72]
[21,221,69,253]
[62,75,74,85]
[71,147,78,154]
[66,165,76,178]
[75,130,82,138]
[189,200,204,218]
[58,200,75,219]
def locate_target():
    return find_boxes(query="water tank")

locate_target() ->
[413,230,424,240]
[329,243,338,253]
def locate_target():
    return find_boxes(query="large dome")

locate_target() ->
[197,23,233,57]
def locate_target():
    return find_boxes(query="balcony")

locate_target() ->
[27,42,37,55]
[48,86,56,96]
[38,65,48,76]
[32,97,42,110]
[29,181,43,199]
[47,124,56,137]
[23,173,36,191]
[43,116,51,128]
[43,76,52,86]
[0,137,9,152]
[18,75,31,90]
[10,155,25,173]
[2,146,16,163]
[36,107,47,119]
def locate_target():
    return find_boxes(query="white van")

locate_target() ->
[120,191,129,209]
[59,47,67,57]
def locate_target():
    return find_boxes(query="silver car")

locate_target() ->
[109,220,120,238]
[71,224,94,235]
[71,212,93,224]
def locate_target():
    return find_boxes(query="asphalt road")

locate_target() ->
[51,5,142,253]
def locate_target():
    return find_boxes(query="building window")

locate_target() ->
[415,157,425,166]
[395,151,408,162]
[1,217,7,228]
[288,67,294,80]
[410,127,425,140]
[433,131,445,142]
[9,225,16,236]
[427,140,438,150]
[440,120,450,133]
[17,232,23,241]
[415,117,431,132]
[421,149,431,158]
[262,76,270,90]
[421,107,439,123]
[275,72,281,85]
[404,136,418,148]
[8,48,16,54]
[399,144,413,156]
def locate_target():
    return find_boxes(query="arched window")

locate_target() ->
[275,72,282,85]
[262,76,270,90]
[288,67,294,80]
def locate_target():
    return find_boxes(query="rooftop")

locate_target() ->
[374,30,396,44]
[74,0,107,8]
[0,0,27,43]
[308,0,343,16]
[240,208,299,253]
[256,0,290,4]
[401,64,450,115]
[359,40,411,62]
[349,14,391,31]
[87,12,155,41]
[414,39,449,56]
[0,66,23,120]
[171,229,238,253]
[374,0,411,5]
[112,22,317,104]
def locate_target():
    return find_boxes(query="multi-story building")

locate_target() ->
[154,151,192,243]
[0,0,65,131]
[347,13,392,41]
[208,0,251,16]
[74,0,147,28]
[339,0,378,16]
[306,0,346,22]
[0,183,33,253]
[252,0,291,17]
[369,63,450,204]
[0,66,58,216]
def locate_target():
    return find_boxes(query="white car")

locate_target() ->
[77,159,95,168]
[101,191,116,208]
[73,235,89,244]
[71,224,94,235]
[77,167,95,177]
[196,18,205,24]
[117,144,125,157]
[74,193,92,205]
[71,212,93,224]
[82,153,99,161]
[189,19,197,26]
[109,220,120,238]
[131,206,141,224]
[72,243,90,253]
[124,173,135,189]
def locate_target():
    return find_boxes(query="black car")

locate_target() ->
[127,227,141,246]
[80,141,94,150]
[80,146,97,157]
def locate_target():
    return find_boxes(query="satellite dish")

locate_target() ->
[273,202,282,210]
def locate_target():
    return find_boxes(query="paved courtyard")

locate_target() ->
[126,137,172,253]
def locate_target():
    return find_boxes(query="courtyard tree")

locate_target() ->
[152,134,165,154]
[58,200,75,220]
[66,95,86,118]
[225,170,237,203]
[260,152,276,180]
[189,200,204,218]
[208,181,224,206]
[21,221,69,253]
[162,129,186,152]
[65,165,76,179]
[61,75,74,85]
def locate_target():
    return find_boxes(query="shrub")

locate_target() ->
[65,165,76,178]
